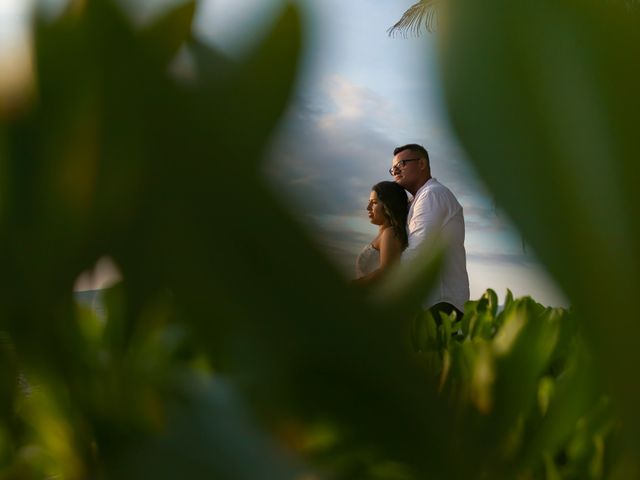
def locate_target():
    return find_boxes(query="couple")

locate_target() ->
[355,144,470,321]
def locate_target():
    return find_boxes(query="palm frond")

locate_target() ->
[387,0,439,37]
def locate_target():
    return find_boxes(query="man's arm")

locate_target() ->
[403,190,449,262]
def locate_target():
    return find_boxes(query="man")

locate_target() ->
[390,144,470,321]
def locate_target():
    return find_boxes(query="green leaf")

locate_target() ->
[104,374,303,480]
[519,339,601,469]
[140,1,197,65]
[486,288,499,318]
[439,0,640,450]
[209,3,302,174]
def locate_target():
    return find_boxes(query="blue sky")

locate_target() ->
[1,0,567,306]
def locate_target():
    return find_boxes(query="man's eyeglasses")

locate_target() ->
[389,158,421,176]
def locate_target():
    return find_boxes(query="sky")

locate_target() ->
[194,0,567,306]
[0,0,568,306]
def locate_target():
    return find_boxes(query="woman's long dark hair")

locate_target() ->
[373,181,409,249]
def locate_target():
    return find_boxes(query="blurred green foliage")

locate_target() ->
[438,0,640,476]
[414,290,615,479]
[0,0,637,478]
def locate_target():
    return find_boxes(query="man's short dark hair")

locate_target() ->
[393,144,430,166]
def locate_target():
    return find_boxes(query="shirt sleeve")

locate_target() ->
[403,189,449,262]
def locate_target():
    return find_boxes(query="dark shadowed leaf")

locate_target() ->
[439,0,640,457]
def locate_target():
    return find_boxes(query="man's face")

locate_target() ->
[390,149,427,192]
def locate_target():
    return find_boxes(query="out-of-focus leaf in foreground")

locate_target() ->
[0,0,452,477]
[3,0,619,477]
[438,0,640,467]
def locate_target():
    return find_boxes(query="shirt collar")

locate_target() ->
[414,177,436,197]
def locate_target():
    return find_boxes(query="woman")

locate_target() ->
[355,181,409,284]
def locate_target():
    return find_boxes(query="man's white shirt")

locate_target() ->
[402,178,470,311]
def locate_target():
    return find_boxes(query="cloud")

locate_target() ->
[317,75,397,132]
[262,76,403,272]
[265,75,519,265]
[262,74,558,305]
[467,251,538,267]
[265,75,398,216]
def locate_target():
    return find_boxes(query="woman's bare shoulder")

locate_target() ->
[380,227,401,245]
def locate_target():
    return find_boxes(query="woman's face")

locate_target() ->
[367,191,388,226]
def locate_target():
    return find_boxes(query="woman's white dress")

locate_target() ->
[355,244,380,278]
